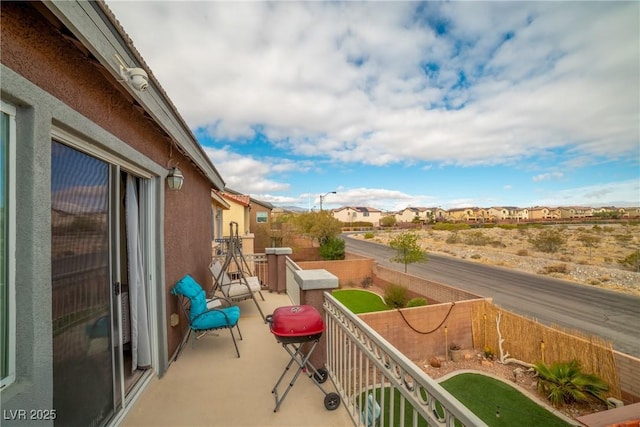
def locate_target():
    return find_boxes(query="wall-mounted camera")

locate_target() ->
[124,67,148,92]
[114,54,149,92]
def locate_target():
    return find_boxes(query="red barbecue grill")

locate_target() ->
[267,305,341,412]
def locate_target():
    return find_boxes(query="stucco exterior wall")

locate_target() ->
[221,200,249,236]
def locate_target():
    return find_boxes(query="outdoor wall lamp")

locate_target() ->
[166,167,184,191]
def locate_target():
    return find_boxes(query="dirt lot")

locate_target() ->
[355,223,640,296]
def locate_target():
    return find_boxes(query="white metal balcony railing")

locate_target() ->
[322,292,487,427]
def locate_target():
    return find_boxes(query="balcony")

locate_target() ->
[121,254,484,427]
[121,291,353,427]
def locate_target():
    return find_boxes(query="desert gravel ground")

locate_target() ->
[355,223,640,296]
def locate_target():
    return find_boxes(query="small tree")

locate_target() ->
[389,231,427,273]
[530,228,566,253]
[577,233,600,261]
[292,211,342,245]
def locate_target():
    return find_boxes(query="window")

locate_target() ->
[1,101,16,389]
[256,211,268,223]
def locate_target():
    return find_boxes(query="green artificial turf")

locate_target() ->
[331,289,391,314]
[440,373,571,427]
[354,374,572,427]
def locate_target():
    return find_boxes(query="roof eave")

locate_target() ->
[44,0,225,190]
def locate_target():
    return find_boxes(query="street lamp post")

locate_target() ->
[319,191,336,211]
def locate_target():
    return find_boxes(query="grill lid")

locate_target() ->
[269,305,325,337]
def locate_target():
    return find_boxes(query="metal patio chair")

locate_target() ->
[171,274,242,358]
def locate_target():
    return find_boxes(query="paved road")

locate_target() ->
[345,236,640,358]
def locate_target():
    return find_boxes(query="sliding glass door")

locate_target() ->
[51,141,152,426]
[51,141,114,426]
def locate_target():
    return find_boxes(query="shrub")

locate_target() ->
[380,216,397,227]
[530,228,566,253]
[384,284,408,308]
[470,254,481,259]
[614,233,633,244]
[363,232,375,239]
[540,264,570,274]
[619,249,640,272]
[405,297,428,308]
[433,223,470,231]
[483,346,495,360]
[445,232,460,244]
[534,360,609,407]
[464,231,490,246]
[360,276,373,289]
[319,236,345,260]
[516,249,529,256]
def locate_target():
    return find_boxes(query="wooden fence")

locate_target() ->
[471,300,621,399]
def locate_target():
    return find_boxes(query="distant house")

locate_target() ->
[510,207,529,221]
[530,206,554,220]
[559,206,594,219]
[1,2,227,426]
[594,206,632,218]
[216,191,255,254]
[433,207,448,222]
[247,196,274,253]
[625,207,640,218]
[448,207,477,222]
[487,207,508,221]
[332,206,383,227]
[395,207,433,223]
[211,190,231,242]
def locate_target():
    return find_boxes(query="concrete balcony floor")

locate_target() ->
[121,292,353,427]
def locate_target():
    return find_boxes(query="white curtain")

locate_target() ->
[126,175,151,370]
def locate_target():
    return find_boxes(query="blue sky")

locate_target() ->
[107,1,639,211]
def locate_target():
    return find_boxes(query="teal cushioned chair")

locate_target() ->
[171,274,242,358]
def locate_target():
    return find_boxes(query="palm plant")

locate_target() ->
[534,359,609,407]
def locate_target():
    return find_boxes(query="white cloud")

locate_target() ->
[533,179,640,207]
[203,147,296,193]
[255,186,436,212]
[107,1,639,170]
[532,172,564,182]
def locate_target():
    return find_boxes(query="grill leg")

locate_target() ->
[272,341,320,412]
